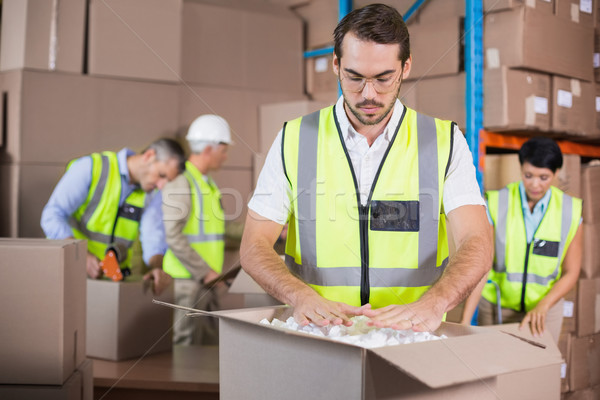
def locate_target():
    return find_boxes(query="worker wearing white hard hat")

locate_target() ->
[161,114,231,345]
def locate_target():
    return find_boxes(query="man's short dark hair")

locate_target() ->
[333,3,410,65]
[145,138,186,173]
[518,137,563,172]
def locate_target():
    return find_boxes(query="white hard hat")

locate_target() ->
[186,114,232,145]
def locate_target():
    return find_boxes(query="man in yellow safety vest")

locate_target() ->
[240,3,493,332]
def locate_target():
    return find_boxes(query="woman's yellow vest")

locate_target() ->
[282,105,454,308]
[69,152,146,268]
[163,161,225,279]
[483,182,582,312]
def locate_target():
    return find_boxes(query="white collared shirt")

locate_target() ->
[248,97,485,224]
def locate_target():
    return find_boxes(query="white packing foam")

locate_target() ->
[260,315,447,349]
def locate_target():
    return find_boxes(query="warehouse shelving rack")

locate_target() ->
[303,0,600,189]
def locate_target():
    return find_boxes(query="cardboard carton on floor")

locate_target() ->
[0,239,87,385]
[177,305,562,400]
[86,277,173,361]
[569,332,600,391]
[576,278,600,337]
[0,0,86,73]
[0,358,93,400]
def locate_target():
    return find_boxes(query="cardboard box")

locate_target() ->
[228,268,282,308]
[196,306,563,400]
[594,83,600,136]
[416,0,466,23]
[0,358,93,400]
[484,0,555,14]
[484,67,551,132]
[576,278,600,337]
[485,7,594,81]
[305,54,338,101]
[0,239,87,385]
[569,333,600,391]
[563,286,578,335]
[554,153,582,197]
[0,0,86,73]
[564,385,600,399]
[556,0,596,28]
[181,1,302,93]
[88,0,182,82]
[292,0,338,49]
[409,18,463,80]
[212,167,254,223]
[581,162,600,223]
[582,222,600,278]
[558,332,572,393]
[551,76,595,136]
[86,278,174,361]
[483,153,521,191]
[0,70,179,165]
[406,73,466,128]
[595,28,600,82]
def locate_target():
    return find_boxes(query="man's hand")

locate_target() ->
[292,290,368,327]
[143,268,173,295]
[362,297,445,332]
[86,252,103,279]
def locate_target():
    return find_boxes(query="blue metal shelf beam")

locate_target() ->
[465,0,484,192]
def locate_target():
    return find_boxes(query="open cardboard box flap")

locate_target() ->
[153,301,562,389]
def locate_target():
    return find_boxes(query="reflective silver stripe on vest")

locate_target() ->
[290,110,447,287]
[416,113,447,283]
[297,110,320,268]
[493,187,509,272]
[185,171,224,242]
[496,192,573,285]
[287,254,449,287]
[68,154,130,246]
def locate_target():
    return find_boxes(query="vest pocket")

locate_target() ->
[370,200,419,232]
[532,239,559,257]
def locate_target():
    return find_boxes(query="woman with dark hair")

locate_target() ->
[462,137,582,343]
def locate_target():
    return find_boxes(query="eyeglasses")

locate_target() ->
[338,69,403,94]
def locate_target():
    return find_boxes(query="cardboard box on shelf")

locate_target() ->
[88,0,182,82]
[554,153,582,197]
[581,162,600,223]
[595,28,600,83]
[409,18,463,80]
[483,153,521,191]
[305,54,338,101]
[86,278,174,361]
[484,67,551,132]
[559,332,572,393]
[182,1,302,93]
[211,167,254,223]
[582,222,600,279]
[228,268,282,308]
[564,385,600,399]
[484,0,555,14]
[569,332,600,391]
[594,83,600,136]
[485,7,594,81]
[563,285,578,334]
[556,0,596,28]
[0,239,87,385]
[576,278,600,337]
[0,0,86,73]
[416,0,466,23]
[201,306,563,400]
[404,73,466,128]
[292,0,337,50]
[551,76,595,137]
[0,70,179,165]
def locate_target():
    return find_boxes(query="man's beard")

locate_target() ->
[343,83,402,126]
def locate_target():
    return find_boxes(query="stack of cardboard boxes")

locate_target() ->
[0,239,92,399]
[0,0,306,241]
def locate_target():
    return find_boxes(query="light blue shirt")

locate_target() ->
[41,148,167,264]
[486,181,551,243]
[518,181,551,243]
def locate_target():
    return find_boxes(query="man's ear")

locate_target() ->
[142,148,156,163]
[332,53,340,76]
[402,55,412,79]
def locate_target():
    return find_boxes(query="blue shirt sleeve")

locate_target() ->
[139,190,168,264]
[41,157,93,239]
